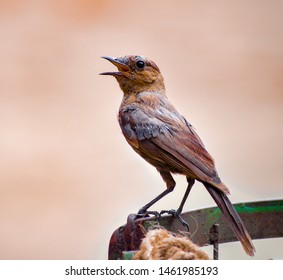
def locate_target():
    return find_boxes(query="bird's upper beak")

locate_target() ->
[100,56,130,76]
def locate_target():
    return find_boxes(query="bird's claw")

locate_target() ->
[160,209,190,231]
[136,210,161,219]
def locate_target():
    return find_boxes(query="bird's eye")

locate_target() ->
[136,60,145,69]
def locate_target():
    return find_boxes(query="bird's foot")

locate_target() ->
[136,209,161,219]
[160,209,190,231]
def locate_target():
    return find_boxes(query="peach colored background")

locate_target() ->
[0,0,282,259]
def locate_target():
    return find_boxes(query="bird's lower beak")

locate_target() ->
[100,56,130,76]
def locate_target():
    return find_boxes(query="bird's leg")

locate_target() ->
[137,170,175,217]
[160,178,195,231]
[177,178,195,213]
[137,188,173,217]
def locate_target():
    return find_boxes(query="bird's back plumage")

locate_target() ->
[119,91,229,193]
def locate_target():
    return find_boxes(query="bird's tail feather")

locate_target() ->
[204,183,255,256]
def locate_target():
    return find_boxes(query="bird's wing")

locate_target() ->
[119,105,229,193]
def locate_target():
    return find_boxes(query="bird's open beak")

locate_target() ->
[100,56,130,76]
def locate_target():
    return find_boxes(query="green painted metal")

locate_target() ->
[122,251,137,260]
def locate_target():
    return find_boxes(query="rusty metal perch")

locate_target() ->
[108,199,283,260]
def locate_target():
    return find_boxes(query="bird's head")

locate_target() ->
[100,55,165,95]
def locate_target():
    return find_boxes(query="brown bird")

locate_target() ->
[100,55,255,256]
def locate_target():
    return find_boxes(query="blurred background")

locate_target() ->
[0,0,282,259]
